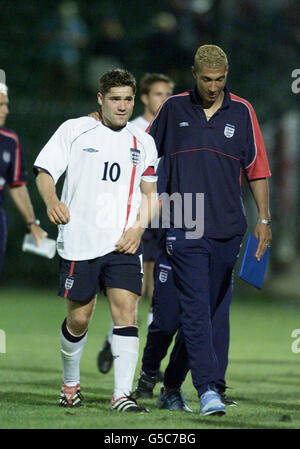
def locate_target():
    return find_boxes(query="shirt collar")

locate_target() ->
[100,121,127,132]
[190,85,231,110]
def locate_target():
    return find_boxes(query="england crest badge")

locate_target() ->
[159,269,168,283]
[158,264,172,283]
[65,277,74,290]
[224,123,235,138]
[130,148,141,165]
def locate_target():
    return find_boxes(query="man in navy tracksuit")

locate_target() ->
[134,45,271,416]
[0,80,46,271]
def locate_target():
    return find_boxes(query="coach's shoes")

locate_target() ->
[157,387,192,412]
[216,385,238,406]
[220,394,237,407]
[60,383,83,407]
[200,387,226,416]
[133,370,157,399]
[219,391,238,407]
[110,395,149,413]
[97,338,113,374]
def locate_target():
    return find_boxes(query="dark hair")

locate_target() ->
[139,73,175,95]
[99,69,136,95]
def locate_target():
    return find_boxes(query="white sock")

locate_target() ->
[106,321,114,345]
[111,326,139,399]
[147,311,153,327]
[60,320,87,387]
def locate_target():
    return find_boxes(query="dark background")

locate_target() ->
[1,0,299,291]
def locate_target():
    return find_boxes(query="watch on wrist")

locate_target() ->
[257,218,271,226]
[27,219,40,227]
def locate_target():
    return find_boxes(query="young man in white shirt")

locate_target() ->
[34,69,158,412]
[97,73,174,376]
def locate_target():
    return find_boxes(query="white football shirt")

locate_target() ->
[130,115,149,131]
[34,117,158,261]
[130,115,161,171]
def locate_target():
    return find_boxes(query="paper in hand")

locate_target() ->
[238,233,270,289]
[22,234,56,259]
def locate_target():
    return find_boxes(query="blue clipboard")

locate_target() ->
[238,233,270,289]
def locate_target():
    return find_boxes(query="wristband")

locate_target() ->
[257,218,271,226]
[27,219,40,227]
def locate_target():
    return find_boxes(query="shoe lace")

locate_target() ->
[62,385,83,405]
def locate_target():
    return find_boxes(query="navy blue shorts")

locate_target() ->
[142,228,162,262]
[58,249,143,303]
[0,207,8,271]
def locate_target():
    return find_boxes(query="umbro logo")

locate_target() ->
[2,151,10,163]
[179,122,190,127]
[82,148,99,153]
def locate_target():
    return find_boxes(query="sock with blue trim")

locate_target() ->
[60,318,87,387]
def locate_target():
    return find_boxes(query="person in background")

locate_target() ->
[0,77,47,272]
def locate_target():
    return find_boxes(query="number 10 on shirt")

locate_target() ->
[101,161,121,182]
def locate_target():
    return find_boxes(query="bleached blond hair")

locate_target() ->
[194,45,229,71]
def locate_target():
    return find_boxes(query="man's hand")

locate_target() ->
[29,224,48,247]
[88,110,102,121]
[115,226,144,255]
[46,197,70,225]
[253,222,272,261]
[36,172,70,226]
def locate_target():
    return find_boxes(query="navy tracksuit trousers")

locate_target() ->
[141,229,242,397]
[0,207,8,271]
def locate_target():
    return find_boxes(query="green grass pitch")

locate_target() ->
[1,286,300,429]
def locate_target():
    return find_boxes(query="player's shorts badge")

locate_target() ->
[224,124,235,138]
[130,148,141,165]
[65,277,74,290]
